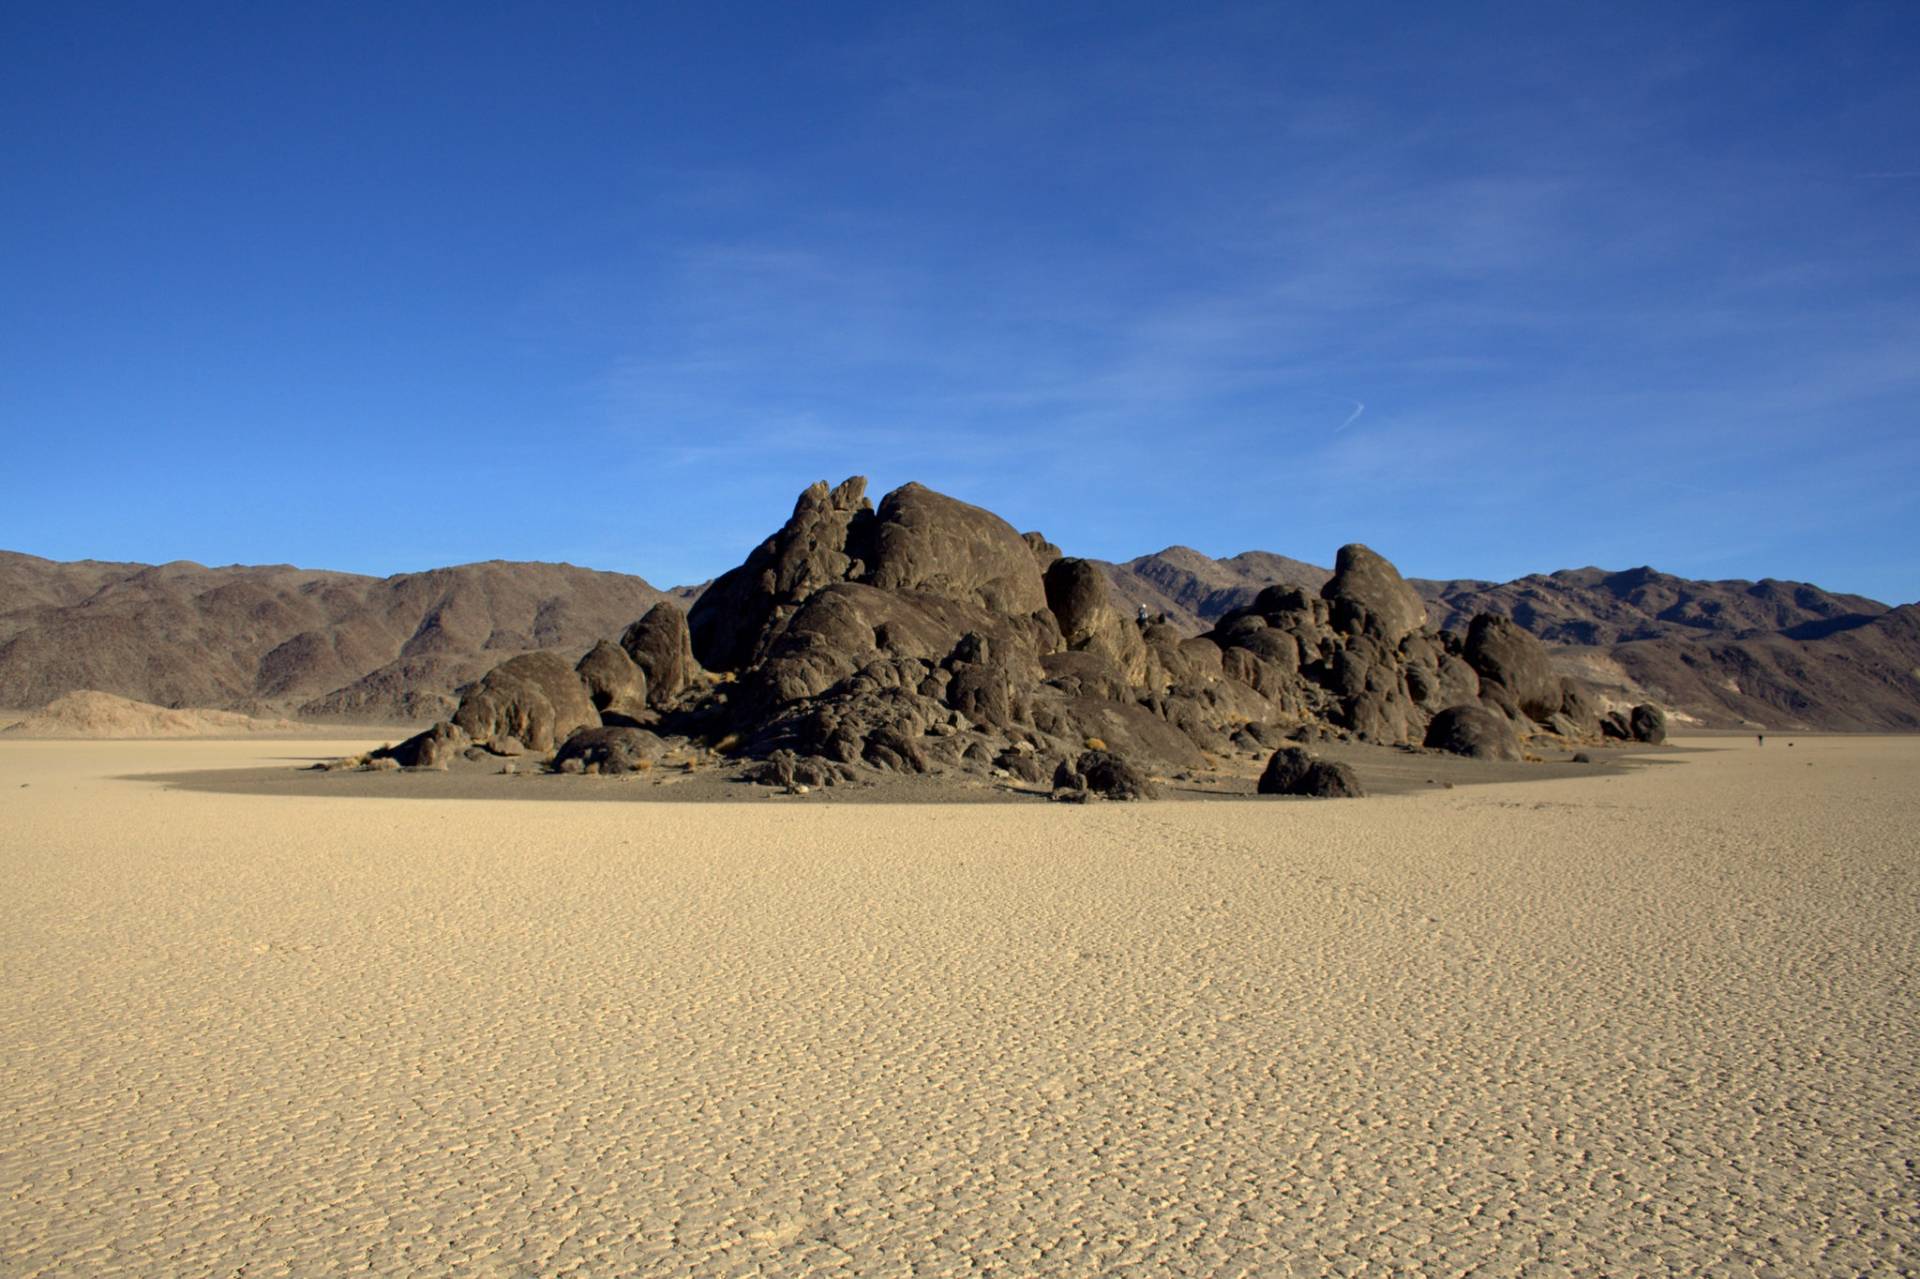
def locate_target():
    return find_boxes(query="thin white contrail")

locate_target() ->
[1335,399,1365,432]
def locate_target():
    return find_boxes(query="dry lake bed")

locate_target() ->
[2,735,1915,1276]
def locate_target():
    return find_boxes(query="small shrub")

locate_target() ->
[1084,737,1108,752]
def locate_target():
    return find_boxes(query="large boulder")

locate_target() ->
[865,483,1051,618]
[451,652,600,753]
[1322,544,1428,642]
[1558,682,1604,736]
[576,640,648,720]
[552,725,667,774]
[379,719,470,769]
[1464,613,1563,721]
[620,602,698,706]
[1043,556,1150,682]
[1257,746,1364,798]
[1424,703,1523,762]
[862,724,929,774]
[1629,703,1667,744]
[748,582,1042,711]
[1052,749,1156,801]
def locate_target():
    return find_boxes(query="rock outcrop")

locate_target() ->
[1322,544,1428,642]
[386,476,1656,791]
[620,603,699,707]
[377,719,469,769]
[575,640,648,721]
[1053,749,1157,801]
[1423,704,1523,761]
[550,726,666,774]
[1257,747,1364,798]
[1464,614,1564,721]
[449,652,599,753]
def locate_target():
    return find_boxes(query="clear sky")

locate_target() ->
[3,2,1916,602]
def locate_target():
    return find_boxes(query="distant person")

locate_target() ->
[1757,733,1765,747]
[1137,604,1150,625]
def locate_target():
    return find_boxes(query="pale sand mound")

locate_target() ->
[0,689,298,737]
[0,735,1915,1276]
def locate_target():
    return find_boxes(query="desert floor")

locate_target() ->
[1,737,1915,1277]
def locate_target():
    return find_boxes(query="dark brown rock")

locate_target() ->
[1030,695,1206,772]
[1040,649,1135,701]
[451,652,599,753]
[1054,749,1156,800]
[576,640,648,719]
[750,582,1041,710]
[1044,556,1149,681]
[1629,703,1667,744]
[1322,544,1428,642]
[862,724,929,774]
[1424,703,1523,761]
[620,602,698,706]
[1022,532,1063,570]
[379,719,470,769]
[1558,682,1603,735]
[1464,613,1564,720]
[866,483,1050,617]
[552,725,667,774]
[688,477,876,671]
[1257,746,1364,797]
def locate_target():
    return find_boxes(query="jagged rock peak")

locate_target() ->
[797,475,871,517]
[687,476,877,671]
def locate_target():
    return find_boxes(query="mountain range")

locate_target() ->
[3,541,1914,731]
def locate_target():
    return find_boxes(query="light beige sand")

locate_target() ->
[0,690,300,738]
[1,736,1915,1277]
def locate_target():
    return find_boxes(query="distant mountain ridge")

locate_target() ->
[1092,547,1330,633]
[2,544,1914,731]
[0,552,674,723]
[1092,552,1915,730]
[1413,565,1890,646]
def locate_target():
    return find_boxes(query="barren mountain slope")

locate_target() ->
[1592,604,1920,731]
[0,552,673,722]
[1087,549,1916,730]
[1096,547,1330,631]
[1415,565,1888,645]
[4,537,1914,731]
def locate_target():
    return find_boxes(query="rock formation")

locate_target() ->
[1424,704,1523,761]
[385,477,1668,788]
[449,652,599,754]
[1257,747,1364,798]
[1629,702,1667,744]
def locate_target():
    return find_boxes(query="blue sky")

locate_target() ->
[3,2,1916,602]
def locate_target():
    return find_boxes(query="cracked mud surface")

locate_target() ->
[2,736,1915,1276]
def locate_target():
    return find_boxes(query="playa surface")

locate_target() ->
[2,736,1915,1277]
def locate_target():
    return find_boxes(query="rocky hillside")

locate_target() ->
[0,552,674,722]
[1086,549,1916,731]
[1415,565,1889,646]
[3,520,1913,733]
[1571,605,1920,731]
